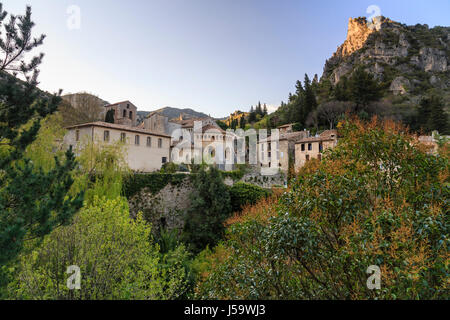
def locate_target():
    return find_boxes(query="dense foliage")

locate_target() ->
[0,3,83,266]
[196,118,449,299]
[8,197,187,300]
[182,166,232,253]
[122,173,187,198]
[229,182,270,213]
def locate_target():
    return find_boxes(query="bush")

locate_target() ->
[229,182,270,212]
[122,173,187,198]
[196,118,449,299]
[8,197,187,300]
[182,166,232,253]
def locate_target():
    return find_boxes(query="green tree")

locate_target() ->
[105,108,115,123]
[229,182,270,212]
[182,166,232,253]
[239,116,246,129]
[8,197,187,300]
[418,94,449,134]
[249,106,256,123]
[216,120,228,131]
[348,67,382,110]
[0,3,83,266]
[333,76,351,101]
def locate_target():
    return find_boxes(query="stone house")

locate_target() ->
[64,121,171,172]
[140,112,183,139]
[171,123,237,171]
[104,100,137,127]
[277,123,295,134]
[294,130,338,170]
[258,130,310,174]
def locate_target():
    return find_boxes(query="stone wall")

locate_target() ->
[128,177,193,234]
[127,170,286,233]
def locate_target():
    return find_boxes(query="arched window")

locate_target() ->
[123,110,127,118]
[129,111,133,119]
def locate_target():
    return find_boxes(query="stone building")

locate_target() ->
[140,112,182,139]
[171,123,237,171]
[64,121,171,172]
[104,100,137,127]
[277,123,295,134]
[294,130,338,171]
[258,130,310,174]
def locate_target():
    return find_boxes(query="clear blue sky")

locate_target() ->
[4,0,450,117]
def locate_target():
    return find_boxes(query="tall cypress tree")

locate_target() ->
[0,3,83,265]
[302,74,318,126]
[263,103,268,116]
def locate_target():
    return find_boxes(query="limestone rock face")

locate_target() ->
[415,47,448,72]
[390,76,411,95]
[322,16,450,98]
[335,18,376,58]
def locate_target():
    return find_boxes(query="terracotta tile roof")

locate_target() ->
[104,100,134,108]
[259,131,309,143]
[277,123,295,128]
[296,137,334,143]
[319,129,338,138]
[66,121,171,138]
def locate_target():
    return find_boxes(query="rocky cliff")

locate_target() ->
[322,17,450,100]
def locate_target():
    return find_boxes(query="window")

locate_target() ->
[301,144,305,151]
[135,135,140,145]
[147,137,151,147]
[308,143,312,151]
[75,130,80,142]
[306,155,310,161]
[123,110,127,118]
[319,142,323,152]
[126,103,130,109]
[158,138,162,148]
[129,111,133,119]
[120,132,126,142]
[104,130,110,142]
[162,157,167,164]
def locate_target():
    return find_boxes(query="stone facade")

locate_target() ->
[258,131,310,174]
[64,121,171,172]
[104,100,137,127]
[294,130,338,171]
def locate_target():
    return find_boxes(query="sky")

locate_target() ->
[3,0,450,118]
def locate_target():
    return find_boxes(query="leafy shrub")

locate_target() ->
[229,182,270,212]
[122,173,187,198]
[8,197,187,300]
[182,166,232,253]
[196,118,449,299]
